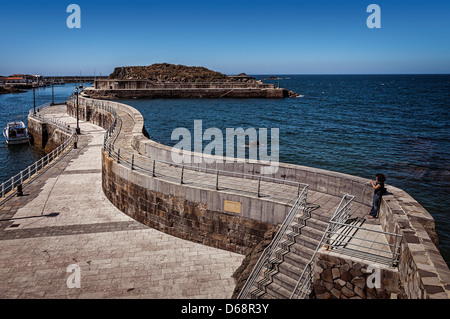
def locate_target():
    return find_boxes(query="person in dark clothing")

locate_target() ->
[368,173,386,219]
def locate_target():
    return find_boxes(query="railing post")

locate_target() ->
[131,154,135,170]
[215,171,219,190]
[117,149,121,164]
[257,176,261,197]
[152,160,156,177]
[180,166,185,184]
[1,183,4,198]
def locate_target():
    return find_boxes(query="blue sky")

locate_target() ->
[0,0,449,75]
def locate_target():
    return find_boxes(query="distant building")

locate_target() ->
[0,74,42,85]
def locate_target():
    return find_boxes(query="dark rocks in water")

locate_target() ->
[268,76,281,79]
[0,85,27,94]
[288,90,300,98]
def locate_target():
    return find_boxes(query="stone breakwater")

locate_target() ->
[65,96,450,299]
[85,79,291,99]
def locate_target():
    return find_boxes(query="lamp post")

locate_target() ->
[51,82,54,106]
[32,87,36,115]
[75,88,80,134]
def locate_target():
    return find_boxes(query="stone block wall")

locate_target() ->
[102,150,276,255]
[87,88,287,100]
[27,115,72,153]
[313,252,401,299]
[377,191,450,298]
[66,99,115,130]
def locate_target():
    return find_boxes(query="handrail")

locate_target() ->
[290,194,403,299]
[237,186,308,299]
[290,194,355,299]
[0,103,76,204]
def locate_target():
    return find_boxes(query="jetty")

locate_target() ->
[0,105,243,298]
[83,64,296,99]
[0,96,448,299]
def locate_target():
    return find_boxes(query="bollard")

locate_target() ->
[257,177,261,197]
[216,171,219,190]
[17,184,23,197]
[180,166,185,184]
[152,160,156,177]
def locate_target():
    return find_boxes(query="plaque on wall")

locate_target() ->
[224,200,242,214]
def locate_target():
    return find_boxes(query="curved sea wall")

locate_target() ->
[67,96,450,299]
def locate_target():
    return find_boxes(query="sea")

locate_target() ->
[0,75,449,267]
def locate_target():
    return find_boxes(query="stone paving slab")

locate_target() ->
[0,106,244,299]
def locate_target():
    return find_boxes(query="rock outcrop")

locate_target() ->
[109,63,250,83]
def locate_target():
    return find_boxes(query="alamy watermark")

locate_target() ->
[171,120,280,174]
[66,264,81,288]
[66,4,81,29]
[366,4,381,29]
[366,264,381,289]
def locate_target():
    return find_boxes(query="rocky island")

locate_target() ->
[85,63,299,99]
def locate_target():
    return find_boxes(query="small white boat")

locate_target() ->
[3,121,30,145]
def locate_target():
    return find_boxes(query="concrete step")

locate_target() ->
[263,279,293,299]
[304,216,329,232]
[289,242,316,260]
[292,233,320,252]
[297,225,324,242]
[249,286,265,299]
[271,268,300,293]
[280,248,312,278]
[310,208,335,224]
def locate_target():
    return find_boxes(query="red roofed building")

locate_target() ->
[0,74,42,84]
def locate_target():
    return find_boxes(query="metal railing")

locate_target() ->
[94,80,276,90]
[290,194,354,299]
[237,185,309,299]
[0,104,76,203]
[105,138,308,203]
[323,220,403,268]
[29,109,75,136]
[70,95,308,204]
[290,194,403,299]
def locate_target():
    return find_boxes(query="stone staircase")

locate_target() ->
[247,204,331,299]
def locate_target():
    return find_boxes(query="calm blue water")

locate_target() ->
[0,83,88,183]
[121,74,450,266]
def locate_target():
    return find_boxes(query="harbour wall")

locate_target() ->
[28,114,72,153]
[85,79,288,99]
[85,88,288,100]
[66,96,450,298]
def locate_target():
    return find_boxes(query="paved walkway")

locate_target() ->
[0,105,244,299]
